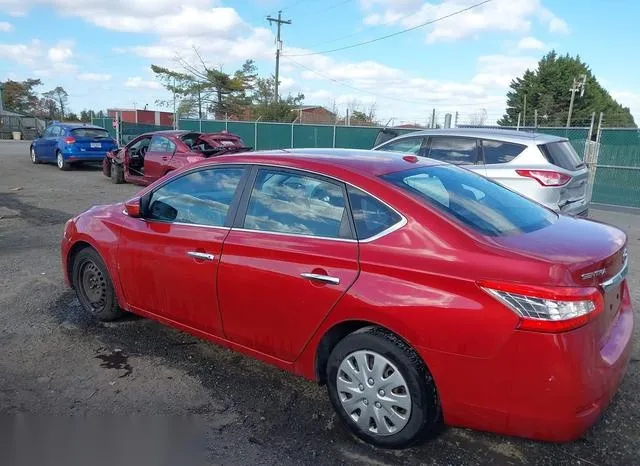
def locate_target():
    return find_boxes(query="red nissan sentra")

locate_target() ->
[61,149,634,448]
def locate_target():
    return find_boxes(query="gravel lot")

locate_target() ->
[1,140,638,465]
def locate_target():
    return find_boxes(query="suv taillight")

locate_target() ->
[516,169,571,186]
[64,136,76,145]
[480,281,603,333]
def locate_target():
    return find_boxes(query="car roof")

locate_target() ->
[55,123,105,129]
[141,130,189,137]
[381,128,567,145]
[214,148,439,177]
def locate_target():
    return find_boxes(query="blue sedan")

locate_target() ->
[30,122,118,170]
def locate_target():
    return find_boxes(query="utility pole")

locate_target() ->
[431,108,436,128]
[566,74,587,128]
[523,93,527,127]
[267,10,291,103]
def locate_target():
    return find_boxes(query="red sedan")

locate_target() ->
[62,149,634,448]
[102,130,249,186]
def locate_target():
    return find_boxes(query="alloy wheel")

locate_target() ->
[336,350,412,437]
[57,152,64,169]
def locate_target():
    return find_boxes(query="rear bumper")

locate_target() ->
[420,281,634,441]
[62,148,113,161]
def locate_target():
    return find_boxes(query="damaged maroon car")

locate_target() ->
[103,130,250,186]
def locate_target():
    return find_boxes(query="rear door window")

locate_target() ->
[539,141,584,170]
[379,137,425,155]
[347,186,402,240]
[428,137,478,165]
[242,168,351,239]
[148,136,176,153]
[481,140,526,164]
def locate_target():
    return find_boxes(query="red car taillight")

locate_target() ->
[480,281,603,333]
[516,169,571,186]
[64,136,76,145]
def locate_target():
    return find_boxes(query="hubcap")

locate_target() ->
[31,148,35,162]
[57,153,63,168]
[336,350,412,436]
[79,261,107,312]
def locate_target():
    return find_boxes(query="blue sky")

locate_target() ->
[0,0,638,125]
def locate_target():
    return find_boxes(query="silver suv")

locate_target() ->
[373,128,589,217]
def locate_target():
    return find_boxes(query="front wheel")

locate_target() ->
[57,151,71,171]
[71,247,124,322]
[30,146,40,164]
[326,327,440,448]
[110,161,124,184]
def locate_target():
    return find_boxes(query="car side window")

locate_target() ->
[482,140,526,164]
[148,136,175,153]
[428,137,478,165]
[347,186,402,240]
[243,168,351,239]
[42,127,53,137]
[145,167,245,227]
[380,137,425,155]
[49,126,61,137]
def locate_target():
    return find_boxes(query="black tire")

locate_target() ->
[326,327,440,448]
[71,247,124,322]
[57,150,71,171]
[110,161,124,184]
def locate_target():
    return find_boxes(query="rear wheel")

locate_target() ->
[71,247,124,322]
[57,151,71,171]
[110,161,124,184]
[30,146,40,164]
[326,327,440,448]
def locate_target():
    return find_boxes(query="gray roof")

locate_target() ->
[382,128,567,145]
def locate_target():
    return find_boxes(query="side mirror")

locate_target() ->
[124,197,141,218]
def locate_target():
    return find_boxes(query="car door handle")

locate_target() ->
[300,273,340,285]
[187,251,215,261]
[162,156,169,161]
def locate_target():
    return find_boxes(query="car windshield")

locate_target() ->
[382,165,557,236]
[71,128,111,138]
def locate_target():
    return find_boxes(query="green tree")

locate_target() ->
[499,51,636,128]
[1,79,42,114]
[151,57,258,119]
[250,76,304,122]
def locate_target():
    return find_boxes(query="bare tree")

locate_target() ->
[467,108,488,126]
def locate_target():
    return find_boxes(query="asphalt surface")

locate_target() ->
[0,140,638,465]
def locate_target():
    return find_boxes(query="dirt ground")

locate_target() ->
[1,140,638,465]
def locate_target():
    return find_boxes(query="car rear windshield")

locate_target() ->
[382,165,556,236]
[539,141,584,171]
[71,128,111,138]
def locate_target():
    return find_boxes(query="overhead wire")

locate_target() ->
[283,0,493,57]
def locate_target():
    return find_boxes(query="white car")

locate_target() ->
[373,128,589,217]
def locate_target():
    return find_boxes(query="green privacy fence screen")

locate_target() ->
[91,117,640,209]
[590,129,640,208]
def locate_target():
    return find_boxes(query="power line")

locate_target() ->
[279,0,310,13]
[283,0,493,57]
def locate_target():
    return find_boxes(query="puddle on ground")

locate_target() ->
[95,348,133,378]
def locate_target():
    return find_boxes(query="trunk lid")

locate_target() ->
[490,216,628,341]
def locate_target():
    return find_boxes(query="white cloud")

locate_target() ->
[361,0,569,43]
[517,36,545,50]
[124,77,162,90]
[472,55,538,88]
[0,21,13,32]
[0,40,42,65]
[48,42,74,62]
[611,91,640,124]
[78,72,112,81]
